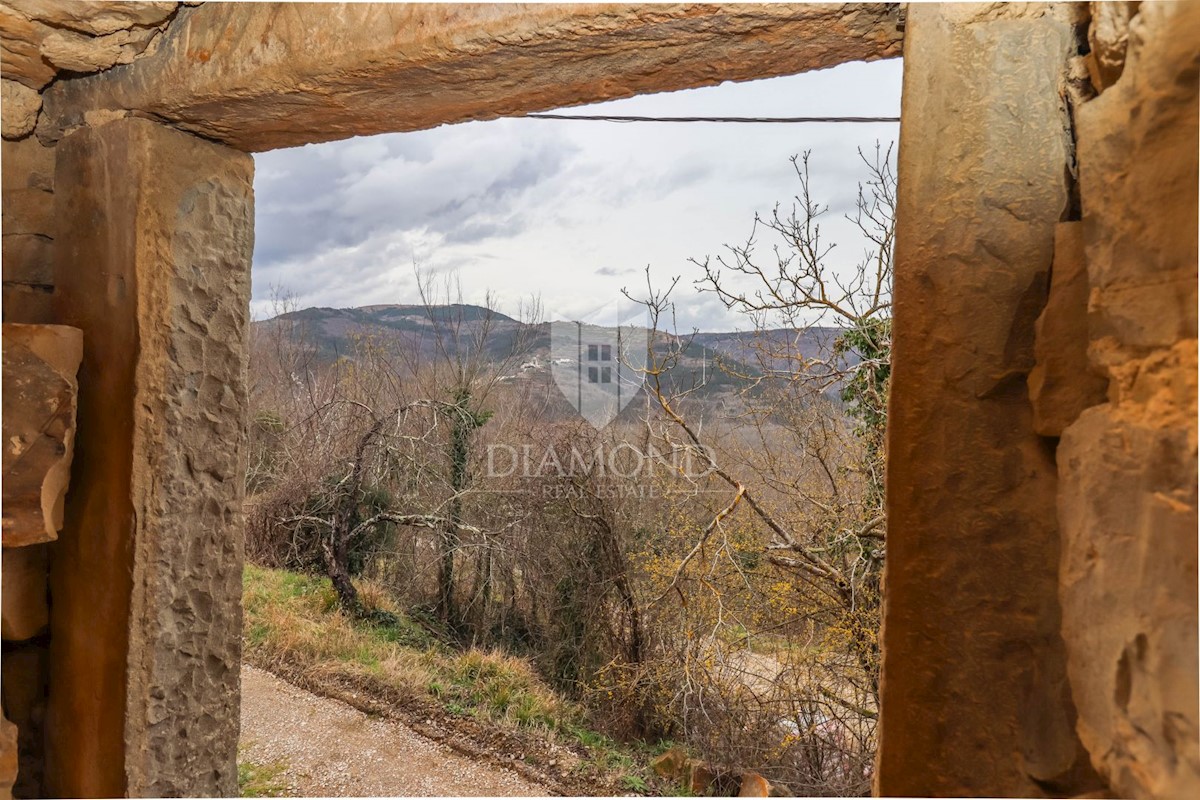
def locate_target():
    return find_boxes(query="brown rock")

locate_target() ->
[0,79,39,140]
[1,323,82,547]
[738,771,770,797]
[1,544,48,640]
[686,760,715,795]
[3,1,178,37]
[878,4,1103,797]
[1087,1,1137,91]
[39,3,902,151]
[1059,342,1199,800]
[1058,4,1200,794]
[40,26,162,74]
[0,5,55,90]
[1027,222,1109,436]
[0,713,16,800]
[650,745,686,779]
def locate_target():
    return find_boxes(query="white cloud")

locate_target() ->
[252,59,903,329]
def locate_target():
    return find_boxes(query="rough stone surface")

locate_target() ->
[39,3,903,151]
[1086,1,1136,91]
[1028,222,1109,436]
[0,4,55,90]
[877,4,1102,797]
[47,117,251,799]
[0,1,181,90]
[3,1,177,36]
[1058,2,1200,797]
[1,544,47,641]
[0,79,38,139]
[1,323,82,547]
[39,25,162,74]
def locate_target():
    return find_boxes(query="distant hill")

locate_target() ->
[253,304,856,403]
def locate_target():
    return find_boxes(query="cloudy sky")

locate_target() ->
[251,57,902,332]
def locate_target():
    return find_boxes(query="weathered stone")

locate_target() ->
[47,117,251,798]
[1,544,48,640]
[40,25,161,74]
[1078,2,1199,377]
[1,323,81,547]
[0,713,16,800]
[39,3,903,151]
[1086,1,1137,91]
[3,1,177,37]
[1058,3,1200,797]
[0,4,55,90]
[738,771,770,797]
[650,745,686,779]
[1059,343,1198,800]
[686,760,715,795]
[1,136,54,192]
[878,4,1102,797]
[0,79,38,140]
[1028,222,1109,436]
[0,1,180,91]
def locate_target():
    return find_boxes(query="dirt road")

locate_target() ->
[239,665,549,796]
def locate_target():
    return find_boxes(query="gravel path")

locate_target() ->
[239,665,550,796]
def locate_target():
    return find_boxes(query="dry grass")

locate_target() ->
[242,563,575,732]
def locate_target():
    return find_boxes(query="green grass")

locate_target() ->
[237,757,288,797]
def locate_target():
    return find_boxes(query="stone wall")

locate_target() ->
[881,1,1198,797]
[1056,2,1200,797]
[1,1,188,326]
[2,324,80,799]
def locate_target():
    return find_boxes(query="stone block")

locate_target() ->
[1028,222,1109,436]
[47,117,251,798]
[39,4,902,151]
[0,80,39,140]
[1,324,81,547]
[1,545,48,640]
[878,4,1103,797]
